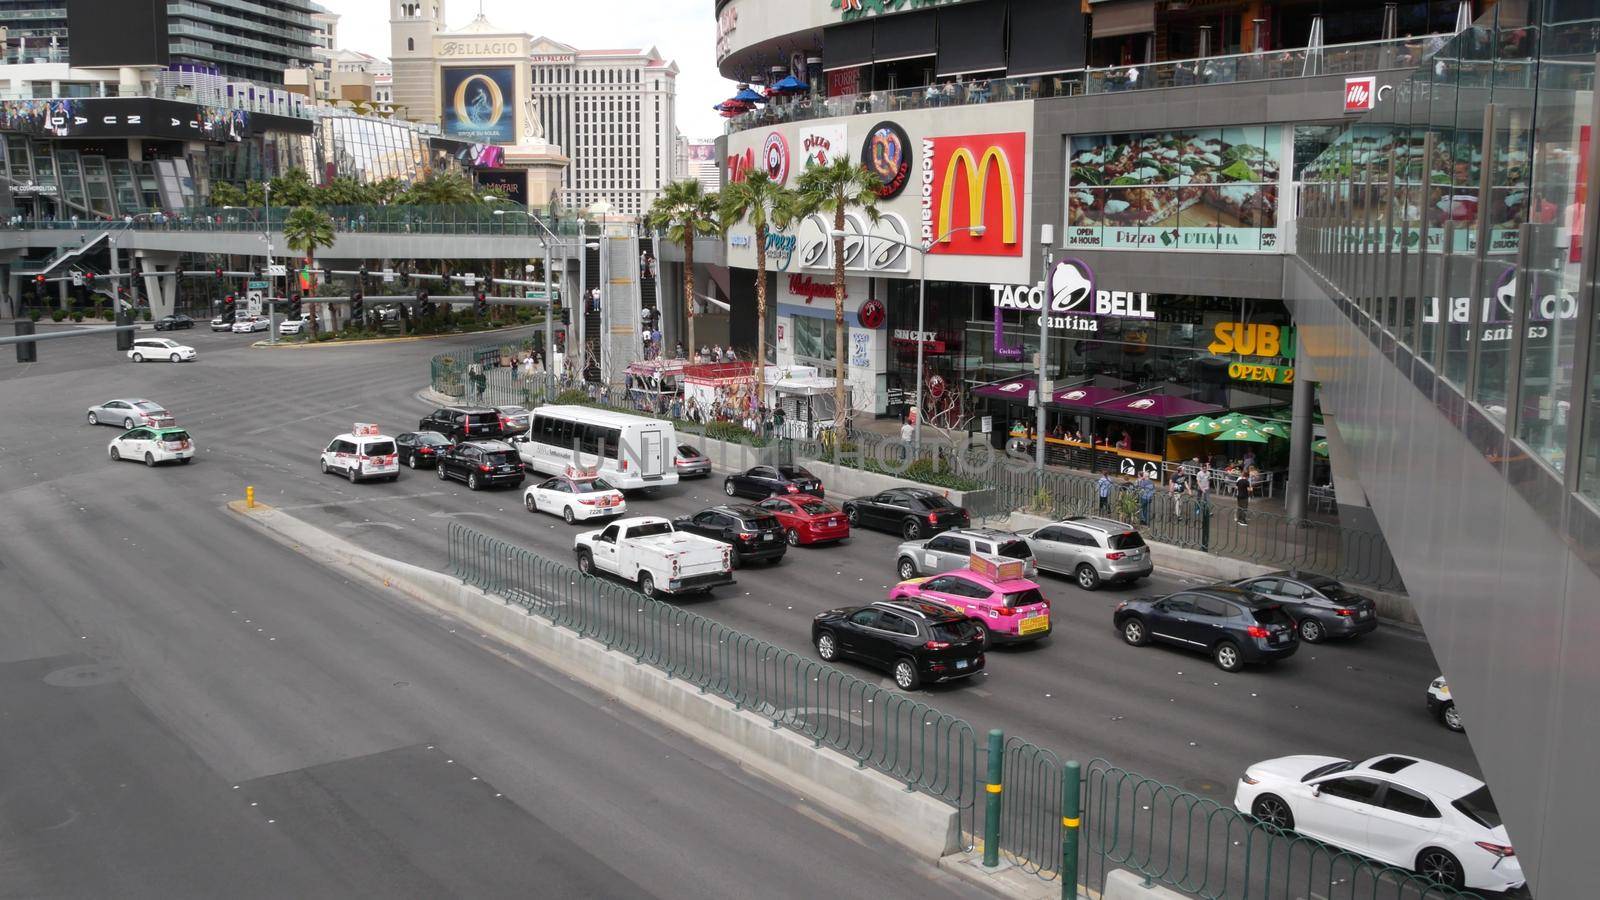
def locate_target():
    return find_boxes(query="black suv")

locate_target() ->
[812,600,987,690]
[419,406,501,442]
[672,504,786,568]
[1114,586,1299,673]
[843,487,970,539]
[723,464,824,500]
[154,314,194,331]
[435,440,525,490]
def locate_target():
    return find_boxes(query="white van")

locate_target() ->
[511,405,678,491]
[320,423,400,483]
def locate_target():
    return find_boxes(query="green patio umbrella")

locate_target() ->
[1211,412,1259,431]
[1313,438,1330,456]
[1169,415,1222,434]
[1256,421,1290,439]
[1213,425,1270,444]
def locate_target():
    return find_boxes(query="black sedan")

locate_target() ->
[435,440,525,490]
[1114,586,1299,673]
[673,504,786,568]
[842,487,969,540]
[812,600,986,691]
[154,314,195,331]
[723,464,823,500]
[395,430,453,469]
[1229,571,1380,643]
[674,443,712,478]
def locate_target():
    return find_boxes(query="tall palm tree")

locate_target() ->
[793,157,881,428]
[284,204,335,330]
[646,180,720,361]
[719,170,796,406]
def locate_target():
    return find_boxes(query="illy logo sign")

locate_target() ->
[1344,76,1376,112]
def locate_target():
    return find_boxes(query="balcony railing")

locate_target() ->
[727,33,1437,133]
[0,206,590,238]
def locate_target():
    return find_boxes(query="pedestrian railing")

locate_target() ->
[446,523,1478,900]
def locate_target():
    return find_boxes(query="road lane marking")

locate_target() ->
[279,491,446,510]
[242,402,362,435]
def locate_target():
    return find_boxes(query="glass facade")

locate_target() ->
[1300,3,1600,508]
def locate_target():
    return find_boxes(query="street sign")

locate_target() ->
[462,273,477,287]
[248,280,269,290]
[71,272,83,287]
[382,268,396,283]
[980,416,992,434]
[268,264,287,278]
[247,291,263,316]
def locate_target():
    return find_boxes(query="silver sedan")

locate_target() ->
[86,398,173,429]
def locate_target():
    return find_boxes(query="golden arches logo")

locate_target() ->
[937,146,1017,245]
[451,72,505,129]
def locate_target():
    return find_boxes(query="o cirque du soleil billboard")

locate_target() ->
[441,66,516,144]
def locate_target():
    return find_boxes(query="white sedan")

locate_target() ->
[523,474,626,524]
[109,426,195,466]
[87,398,172,429]
[1234,753,1523,892]
[128,338,196,363]
[231,316,268,333]
[277,317,306,334]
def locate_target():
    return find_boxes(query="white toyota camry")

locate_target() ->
[523,472,626,524]
[1234,753,1522,892]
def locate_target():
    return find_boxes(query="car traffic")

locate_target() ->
[843,487,969,539]
[754,494,849,546]
[154,314,194,331]
[673,504,786,568]
[128,337,196,363]
[896,527,1035,581]
[109,426,195,466]
[724,464,823,499]
[1023,517,1152,590]
[813,600,986,690]
[673,443,711,478]
[87,398,173,429]
[320,423,399,483]
[395,430,452,468]
[1229,571,1379,642]
[1114,586,1298,672]
[524,470,626,523]
[888,555,1052,645]
[436,440,525,490]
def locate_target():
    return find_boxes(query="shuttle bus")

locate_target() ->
[510,405,679,491]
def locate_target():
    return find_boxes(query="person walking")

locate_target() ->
[900,416,914,443]
[1196,463,1212,503]
[1235,469,1250,526]
[1135,471,1155,525]
[1170,472,1189,521]
[1097,472,1113,513]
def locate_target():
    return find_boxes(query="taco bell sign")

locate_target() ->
[988,259,1154,332]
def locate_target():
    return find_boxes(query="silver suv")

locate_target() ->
[1022,516,1153,590]
[895,528,1037,582]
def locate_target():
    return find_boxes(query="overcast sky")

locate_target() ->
[320,0,733,139]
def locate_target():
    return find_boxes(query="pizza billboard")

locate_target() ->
[1065,125,1287,253]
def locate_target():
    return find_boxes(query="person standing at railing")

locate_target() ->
[1170,471,1189,521]
[1097,472,1113,513]
[1235,469,1250,526]
[1135,472,1155,525]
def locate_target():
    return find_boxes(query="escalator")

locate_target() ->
[582,242,602,383]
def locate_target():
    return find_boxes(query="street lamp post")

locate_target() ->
[493,205,566,400]
[828,224,984,454]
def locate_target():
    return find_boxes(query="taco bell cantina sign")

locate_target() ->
[988,259,1155,332]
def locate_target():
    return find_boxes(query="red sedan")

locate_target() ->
[756,495,850,546]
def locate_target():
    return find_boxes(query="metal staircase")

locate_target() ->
[582,243,602,383]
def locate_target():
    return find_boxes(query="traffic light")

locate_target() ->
[350,289,364,321]
[115,312,133,352]
[560,307,571,326]
[289,292,302,318]
[34,273,46,288]
[83,271,96,286]
[416,288,432,316]
[482,274,494,290]
[14,319,36,363]
[224,293,236,308]
[358,265,369,286]
[475,290,487,317]
[175,268,184,280]
[214,266,224,278]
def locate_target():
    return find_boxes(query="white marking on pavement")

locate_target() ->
[279,491,446,510]
[335,522,404,530]
[241,403,362,435]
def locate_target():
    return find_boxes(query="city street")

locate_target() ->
[2,325,1481,800]
[0,326,980,899]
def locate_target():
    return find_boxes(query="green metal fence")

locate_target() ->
[446,523,1479,900]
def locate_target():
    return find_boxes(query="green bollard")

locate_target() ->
[983,728,1004,868]
[1061,760,1081,900]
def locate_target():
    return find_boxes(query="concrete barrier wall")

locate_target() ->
[230,503,962,862]
[1102,869,1187,900]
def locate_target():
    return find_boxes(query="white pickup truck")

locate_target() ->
[573,516,734,598]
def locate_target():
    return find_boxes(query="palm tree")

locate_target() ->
[283,204,335,330]
[792,157,881,428]
[719,170,796,406]
[646,180,720,361]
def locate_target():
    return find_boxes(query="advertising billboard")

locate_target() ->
[0,98,247,142]
[922,131,1026,257]
[441,66,517,144]
[1065,126,1284,253]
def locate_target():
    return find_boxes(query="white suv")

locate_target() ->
[1021,516,1153,590]
[128,338,196,363]
[320,425,400,483]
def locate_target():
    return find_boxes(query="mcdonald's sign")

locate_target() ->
[921,131,1025,257]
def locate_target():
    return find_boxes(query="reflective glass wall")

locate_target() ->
[1299,0,1600,513]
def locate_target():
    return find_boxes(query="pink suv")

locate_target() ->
[888,566,1052,644]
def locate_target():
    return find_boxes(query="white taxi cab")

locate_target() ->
[523,466,627,524]
[320,423,399,483]
[109,425,195,466]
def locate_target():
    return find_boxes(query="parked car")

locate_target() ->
[153,314,194,331]
[1234,754,1522,892]
[418,406,502,443]
[127,338,196,363]
[1230,571,1379,643]
[86,398,172,429]
[673,504,786,568]
[1022,516,1153,590]
[673,443,711,478]
[1113,586,1298,672]
[724,464,824,500]
[319,424,399,483]
[843,487,969,540]
[494,404,532,436]
[754,494,850,546]
[108,426,194,466]
[524,472,626,523]
[1428,676,1464,732]
[210,314,235,332]
[394,430,453,468]
[436,440,525,490]
[812,600,986,690]
[888,567,1051,644]
[896,528,1036,581]
[573,516,733,598]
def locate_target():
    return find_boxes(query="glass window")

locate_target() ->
[1317,776,1384,805]
[1382,785,1441,818]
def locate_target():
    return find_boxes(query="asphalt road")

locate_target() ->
[1,326,1484,846]
[0,325,981,900]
